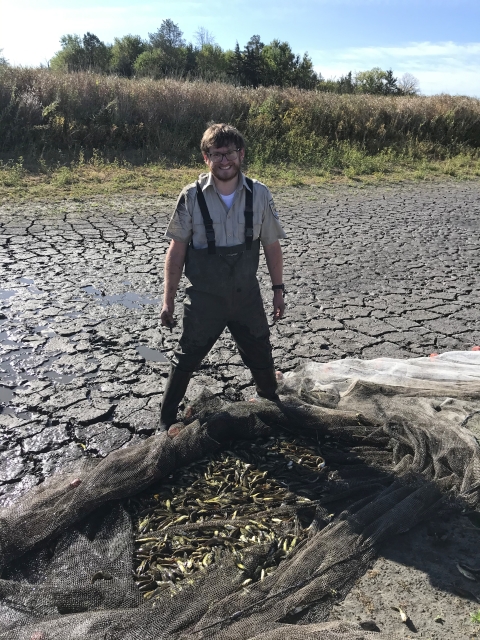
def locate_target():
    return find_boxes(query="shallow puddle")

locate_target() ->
[46,371,76,384]
[0,386,14,403]
[0,290,17,300]
[136,344,169,363]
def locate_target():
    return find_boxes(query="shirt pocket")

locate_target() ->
[192,222,208,248]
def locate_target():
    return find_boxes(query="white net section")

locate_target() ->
[0,352,479,639]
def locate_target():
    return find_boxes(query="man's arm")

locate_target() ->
[160,240,188,328]
[263,240,285,320]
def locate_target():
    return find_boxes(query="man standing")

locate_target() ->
[159,123,286,431]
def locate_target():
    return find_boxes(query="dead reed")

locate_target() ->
[2,68,480,167]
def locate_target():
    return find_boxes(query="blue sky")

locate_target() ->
[1,0,479,95]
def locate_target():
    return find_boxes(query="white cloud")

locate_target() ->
[312,42,480,96]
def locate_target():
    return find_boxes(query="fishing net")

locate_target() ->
[1,351,480,640]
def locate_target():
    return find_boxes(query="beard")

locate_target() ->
[210,162,241,182]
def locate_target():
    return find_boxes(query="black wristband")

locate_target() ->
[272,284,285,296]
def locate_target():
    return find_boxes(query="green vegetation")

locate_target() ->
[45,19,417,95]
[471,610,480,624]
[1,145,479,203]
[1,69,479,163]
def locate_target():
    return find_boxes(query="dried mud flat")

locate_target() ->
[1,180,480,638]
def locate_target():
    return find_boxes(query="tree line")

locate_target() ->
[4,21,420,95]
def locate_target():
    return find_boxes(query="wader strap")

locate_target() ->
[244,177,254,251]
[196,182,216,255]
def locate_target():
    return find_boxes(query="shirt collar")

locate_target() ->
[202,172,251,194]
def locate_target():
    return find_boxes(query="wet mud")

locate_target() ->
[1,180,480,637]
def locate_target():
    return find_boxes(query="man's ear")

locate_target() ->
[240,148,245,162]
[203,154,209,165]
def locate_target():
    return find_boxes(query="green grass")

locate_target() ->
[471,610,480,624]
[1,149,479,203]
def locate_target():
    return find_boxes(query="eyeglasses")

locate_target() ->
[207,149,241,163]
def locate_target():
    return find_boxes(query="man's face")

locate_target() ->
[203,144,245,182]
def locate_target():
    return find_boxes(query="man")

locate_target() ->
[158,123,286,431]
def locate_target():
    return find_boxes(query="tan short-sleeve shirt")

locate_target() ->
[165,172,287,249]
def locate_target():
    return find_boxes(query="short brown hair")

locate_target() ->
[200,123,245,154]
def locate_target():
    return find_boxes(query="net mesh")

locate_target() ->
[0,352,479,640]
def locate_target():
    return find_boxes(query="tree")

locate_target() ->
[146,19,187,77]
[134,49,167,79]
[294,52,318,90]
[397,73,420,95]
[229,42,244,84]
[149,19,185,52]
[134,44,187,78]
[383,69,399,95]
[243,35,264,87]
[337,71,355,94]
[184,43,197,77]
[317,78,343,93]
[196,44,229,80]
[262,39,297,87]
[50,34,85,71]
[111,35,146,76]
[0,49,8,66]
[194,27,216,48]
[82,32,111,71]
[355,67,389,94]
[50,33,110,72]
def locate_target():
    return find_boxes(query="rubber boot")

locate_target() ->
[250,367,279,401]
[157,365,193,433]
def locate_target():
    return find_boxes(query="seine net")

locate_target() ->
[0,352,480,640]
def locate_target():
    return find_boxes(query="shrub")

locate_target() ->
[1,68,479,166]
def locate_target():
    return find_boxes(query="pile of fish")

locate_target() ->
[128,434,326,601]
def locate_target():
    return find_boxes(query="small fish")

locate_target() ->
[459,561,480,575]
[457,563,477,581]
[202,554,212,567]
[136,537,159,543]
[91,571,113,584]
[390,606,408,623]
[174,515,189,524]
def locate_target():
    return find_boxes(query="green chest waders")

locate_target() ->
[159,178,278,432]
[184,177,260,298]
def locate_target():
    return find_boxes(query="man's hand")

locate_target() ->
[273,290,285,321]
[161,240,187,331]
[160,303,176,330]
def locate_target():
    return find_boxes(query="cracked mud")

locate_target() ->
[1,181,480,638]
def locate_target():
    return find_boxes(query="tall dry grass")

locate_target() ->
[1,67,480,166]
